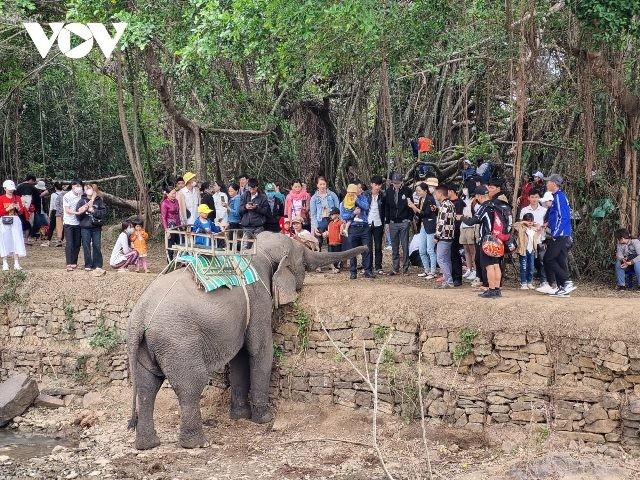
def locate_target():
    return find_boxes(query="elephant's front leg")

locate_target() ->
[249,342,274,424]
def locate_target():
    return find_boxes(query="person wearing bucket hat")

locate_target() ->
[0,179,27,270]
[384,172,413,275]
[193,203,221,247]
[177,171,200,226]
[264,182,285,233]
[340,183,373,279]
[537,173,576,297]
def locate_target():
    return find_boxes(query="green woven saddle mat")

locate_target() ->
[175,253,259,292]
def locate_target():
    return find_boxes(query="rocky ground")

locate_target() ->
[1,384,640,480]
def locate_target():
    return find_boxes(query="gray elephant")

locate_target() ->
[127,231,366,450]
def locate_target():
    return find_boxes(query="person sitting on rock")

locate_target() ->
[614,228,640,290]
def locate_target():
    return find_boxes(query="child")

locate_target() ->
[323,208,344,273]
[513,212,541,289]
[130,220,150,273]
[193,204,220,247]
[281,217,294,237]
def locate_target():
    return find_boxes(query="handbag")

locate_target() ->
[89,213,104,227]
[2,216,13,225]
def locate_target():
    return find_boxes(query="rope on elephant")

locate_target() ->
[144,267,190,332]
[231,256,251,327]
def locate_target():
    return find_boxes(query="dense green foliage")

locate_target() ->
[1,0,639,275]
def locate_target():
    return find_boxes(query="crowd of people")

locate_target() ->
[0,161,637,296]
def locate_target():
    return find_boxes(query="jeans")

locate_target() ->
[535,243,548,283]
[316,217,330,251]
[81,227,103,268]
[519,251,535,284]
[389,221,410,273]
[368,224,384,271]
[64,224,81,266]
[345,223,371,275]
[615,261,640,287]
[418,229,437,273]
[436,241,453,285]
[544,236,570,287]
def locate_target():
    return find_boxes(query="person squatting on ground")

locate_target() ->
[340,183,373,279]
[109,221,139,271]
[614,228,640,290]
[385,172,413,275]
[0,180,27,270]
[433,185,456,288]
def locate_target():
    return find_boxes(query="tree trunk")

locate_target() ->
[116,53,153,232]
[580,60,595,185]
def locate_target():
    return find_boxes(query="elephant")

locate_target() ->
[126,231,366,450]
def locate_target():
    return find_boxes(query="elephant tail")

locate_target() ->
[127,320,145,431]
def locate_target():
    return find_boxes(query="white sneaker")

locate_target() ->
[563,282,577,294]
[466,271,476,281]
[527,283,535,290]
[384,245,392,251]
[2,262,8,271]
[536,284,557,294]
[520,284,529,290]
[13,263,21,270]
[40,241,49,247]
[418,272,428,277]
[462,270,471,279]
[425,273,436,280]
[470,278,482,287]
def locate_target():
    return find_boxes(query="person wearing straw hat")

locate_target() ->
[0,180,27,270]
[177,171,200,226]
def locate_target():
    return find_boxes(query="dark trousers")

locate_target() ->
[544,236,569,287]
[166,233,180,263]
[535,243,547,283]
[346,224,371,274]
[81,227,103,268]
[328,244,343,268]
[368,224,384,271]
[47,211,57,240]
[475,245,487,287]
[451,231,463,283]
[389,221,410,273]
[64,224,81,266]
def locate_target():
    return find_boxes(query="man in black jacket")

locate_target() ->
[384,172,413,275]
[240,178,270,244]
[446,183,466,286]
[264,182,285,233]
[365,175,386,274]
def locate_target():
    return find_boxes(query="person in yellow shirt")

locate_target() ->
[130,220,149,273]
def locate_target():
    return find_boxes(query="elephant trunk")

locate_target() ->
[303,246,368,271]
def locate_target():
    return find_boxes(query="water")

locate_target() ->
[0,430,76,461]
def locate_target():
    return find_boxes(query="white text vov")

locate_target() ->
[23,23,127,59]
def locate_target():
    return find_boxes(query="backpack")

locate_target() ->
[477,161,494,183]
[490,200,513,244]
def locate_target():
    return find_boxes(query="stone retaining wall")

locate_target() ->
[4,297,640,449]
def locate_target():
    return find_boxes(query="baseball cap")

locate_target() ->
[265,182,275,192]
[533,171,544,179]
[329,207,340,215]
[544,173,563,186]
[2,180,16,191]
[197,204,213,215]
[474,185,489,195]
[391,173,403,183]
[541,191,554,203]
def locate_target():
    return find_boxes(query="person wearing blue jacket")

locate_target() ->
[309,176,340,250]
[541,174,576,296]
[340,184,373,279]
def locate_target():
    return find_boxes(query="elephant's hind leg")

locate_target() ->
[134,364,164,450]
[166,365,209,449]
[229,347,251,420]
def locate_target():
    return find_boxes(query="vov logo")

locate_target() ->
[23,23,127,59]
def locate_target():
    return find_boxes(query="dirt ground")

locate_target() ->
[3,234,640,479]
[1,385,639,480]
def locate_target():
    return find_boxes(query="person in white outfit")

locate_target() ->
[0,180,27,270]
[177,171,200,226]
[212,181,228,228]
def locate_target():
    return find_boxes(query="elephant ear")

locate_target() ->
[272,255,298,308]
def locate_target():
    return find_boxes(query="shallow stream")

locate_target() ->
[0,430,77,460]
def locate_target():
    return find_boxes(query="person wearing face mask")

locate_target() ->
[0,180,27,270]
[109,221,139,272]
[459,182,477,282]
[63,179,89,271]
[177,171,200,226]
[76,183,107,276]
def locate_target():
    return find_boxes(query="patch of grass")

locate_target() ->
[373,325,390,344]
[381,346,395,365]
[63,299,74,322]
[88,316,122,351]
[293,302,311,352]
[453,328,478,362]
[0,269,26,306]
[273,342,284,362]
[536,425,550,444]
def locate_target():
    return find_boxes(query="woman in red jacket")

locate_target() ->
[0,180,27,270]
